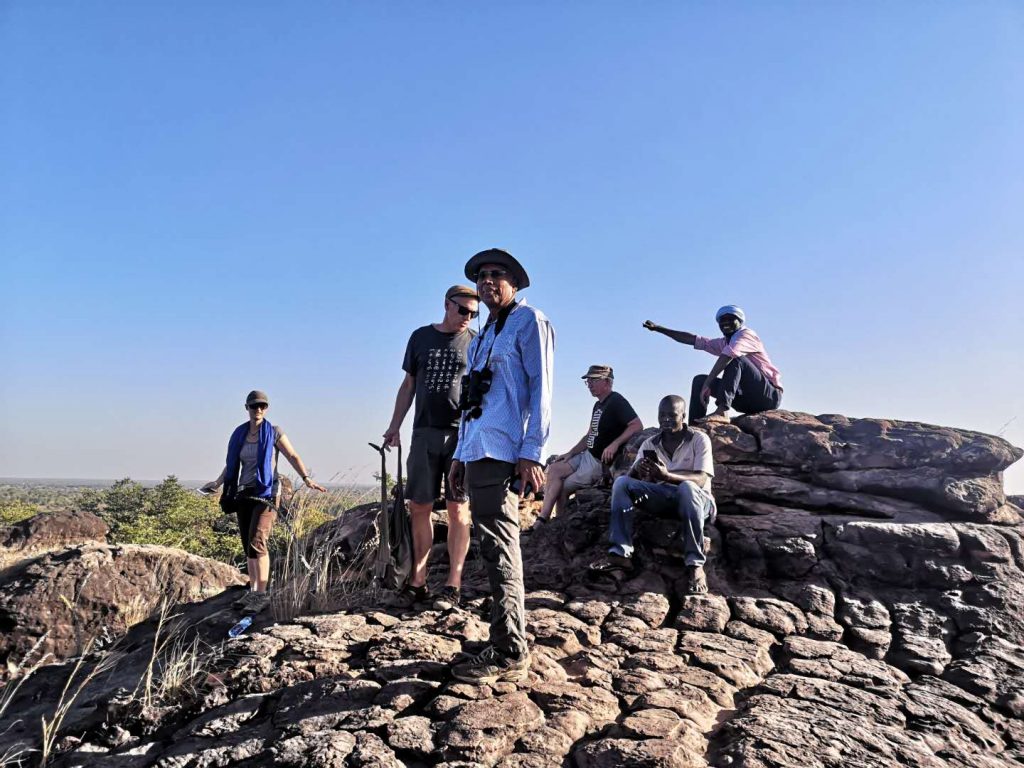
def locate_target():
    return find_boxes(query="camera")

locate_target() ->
[459,367,493,420]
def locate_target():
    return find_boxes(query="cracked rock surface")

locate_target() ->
[1,410,1023,767]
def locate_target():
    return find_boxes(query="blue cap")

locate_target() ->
[715,305,745,324]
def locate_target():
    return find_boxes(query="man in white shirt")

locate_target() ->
[590,395,716,594]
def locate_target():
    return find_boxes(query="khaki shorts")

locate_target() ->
[562,451,605,494]
[234,497,277,558]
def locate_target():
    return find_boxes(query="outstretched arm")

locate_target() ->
[277,435,327,492]
[643,320,696,346]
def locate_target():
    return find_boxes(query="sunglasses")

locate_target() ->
[476,268,509,281]
[449,300,479,319]
[247,403,268,411]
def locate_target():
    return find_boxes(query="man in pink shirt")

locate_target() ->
[643,305,783,424]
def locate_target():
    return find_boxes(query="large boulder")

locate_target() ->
[0,543,244,669]
[0,509,108,559]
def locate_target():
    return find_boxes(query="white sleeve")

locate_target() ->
[693,433,715,477]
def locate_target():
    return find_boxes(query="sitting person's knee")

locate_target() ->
[612,474,634,492]
[677,480,700,500]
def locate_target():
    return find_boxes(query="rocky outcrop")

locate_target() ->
[0,509,108,559]
[0,542,245,671]
[0,411,1021,767]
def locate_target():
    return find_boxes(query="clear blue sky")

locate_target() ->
[2,2,1023,493]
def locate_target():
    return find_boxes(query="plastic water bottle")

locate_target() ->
[228,616,253,638]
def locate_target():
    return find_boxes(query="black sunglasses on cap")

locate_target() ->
[448,300,479,319]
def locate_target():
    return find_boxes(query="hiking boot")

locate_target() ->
[433,586,462,611]
[385,584,431,610]
[233,590,255,609]
[451,645,530,685]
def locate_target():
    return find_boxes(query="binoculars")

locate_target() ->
[459,367,493,420]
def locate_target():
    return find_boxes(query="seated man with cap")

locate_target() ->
[643,305,783,424]
[534,364,642,527]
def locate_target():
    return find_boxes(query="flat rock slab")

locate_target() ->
[438,692,545,765]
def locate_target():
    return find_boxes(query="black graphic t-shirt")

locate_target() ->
[586,391,639,460]
[403,325,476,429]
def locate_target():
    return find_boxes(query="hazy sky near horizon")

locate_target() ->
[2,3,1023,493]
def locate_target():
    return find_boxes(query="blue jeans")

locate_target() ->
[608,476,715,566]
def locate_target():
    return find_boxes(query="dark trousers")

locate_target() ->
[465,458,528,660]
[690,355,782,423]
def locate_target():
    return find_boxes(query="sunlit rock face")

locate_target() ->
[1,410,1022,767]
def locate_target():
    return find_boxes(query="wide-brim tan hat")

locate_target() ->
[464,248,530,289]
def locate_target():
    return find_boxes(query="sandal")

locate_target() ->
[685,565,708,595]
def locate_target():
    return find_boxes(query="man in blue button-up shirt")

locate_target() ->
[448,248,555,685]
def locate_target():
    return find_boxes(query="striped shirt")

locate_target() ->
[454,301,555,465]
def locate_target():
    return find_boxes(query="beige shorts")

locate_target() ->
[562,451,605,494]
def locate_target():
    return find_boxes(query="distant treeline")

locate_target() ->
[0,477,376,565]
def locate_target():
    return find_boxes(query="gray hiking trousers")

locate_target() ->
[465,458,528,659]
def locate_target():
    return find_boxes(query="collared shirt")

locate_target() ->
[694,326,783,390]
[454,301,555,465]
[633,429,715,493]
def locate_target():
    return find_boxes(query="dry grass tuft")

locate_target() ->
[39,640,119,766]
[270,478,380,622]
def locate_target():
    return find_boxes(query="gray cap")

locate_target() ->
[245,390,270,406]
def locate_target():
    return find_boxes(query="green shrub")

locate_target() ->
[81,477,243,564]
[0,500,40,525]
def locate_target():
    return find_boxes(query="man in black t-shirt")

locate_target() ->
[383,285,479,610]
[535,364,642,525]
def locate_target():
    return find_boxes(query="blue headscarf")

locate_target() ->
[715,305,746,326]
[224,419,275,499]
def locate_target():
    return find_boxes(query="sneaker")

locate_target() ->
[433,586,461,611]
[385,584,431,610]
[233,590,255,609]
[451,645,530,685]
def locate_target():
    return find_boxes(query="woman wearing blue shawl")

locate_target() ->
[202,390,326,613]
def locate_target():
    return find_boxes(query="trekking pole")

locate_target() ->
[368,442,390,585]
